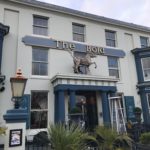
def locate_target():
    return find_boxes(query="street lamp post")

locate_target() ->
[10,69,27,109]
[3,69,28,150]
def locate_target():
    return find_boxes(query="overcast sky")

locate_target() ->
[37,0,150,27]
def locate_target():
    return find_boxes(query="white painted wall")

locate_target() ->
[0,0,150,131]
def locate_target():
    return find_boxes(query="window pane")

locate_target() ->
[142,58,150,69]
[73,23,85,42]
[140,37,148,48]
[31,111,47,129]
[40,63,48,75]
[73,33,84,42]
[32,48,48,76]
[144,69,150,80]
[105,30,116,47]
[31,92,48,109]
[108,57,118,68]
[109,69,119,78]
[33,16,48,36]
[33,26,48,36]
[34,16,48,27]
[33,49,48,62]
[32,62,40,75]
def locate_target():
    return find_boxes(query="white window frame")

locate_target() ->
[30,91,49,129]
[108,56,120,79]
[33,15,48,36]
[72,23,85,42]
[32,47,48,76]
[141,57,150,81]
[105,30,117,47]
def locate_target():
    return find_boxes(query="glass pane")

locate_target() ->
[108,57,118,68]
[33,26,48,36]
[73,33,84,42]
[31,111,47,129]
[40,63,48,75]
[32,62,40,75]
[144,69,150,80]
[142,58,150,69]
[73,24,84,34]
[33,49,48,62]
[34,17,48,27]
[31,92,48,109]
[140,37,148,48]
[109,69,119,78]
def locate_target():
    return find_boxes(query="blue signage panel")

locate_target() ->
[22,36,126,58]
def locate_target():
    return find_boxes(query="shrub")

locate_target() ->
[140,132,150,145]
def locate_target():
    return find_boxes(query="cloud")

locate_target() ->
[37,0,150,27]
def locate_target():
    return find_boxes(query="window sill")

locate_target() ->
[30,75,50,80]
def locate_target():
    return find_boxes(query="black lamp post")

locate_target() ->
[10,69,27,109]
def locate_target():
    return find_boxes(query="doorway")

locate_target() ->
[75,91,98,130]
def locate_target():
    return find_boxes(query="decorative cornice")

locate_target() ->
[7,0,150,33]
[51,73,118,87]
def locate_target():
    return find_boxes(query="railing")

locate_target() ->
[25,142,51,150]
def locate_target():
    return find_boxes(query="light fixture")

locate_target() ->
[10,69,27,109]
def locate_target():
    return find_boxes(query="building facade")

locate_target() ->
[0,0,150,136]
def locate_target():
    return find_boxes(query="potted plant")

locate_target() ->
[134,107,142,123]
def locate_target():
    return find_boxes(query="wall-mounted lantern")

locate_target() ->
[10,69,27,109]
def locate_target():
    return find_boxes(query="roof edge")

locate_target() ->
[6,0,150,33]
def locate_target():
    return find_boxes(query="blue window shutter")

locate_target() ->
[20,94,30,129]
[124,96,136,122]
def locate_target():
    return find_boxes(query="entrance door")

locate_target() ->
[76,91,98,130]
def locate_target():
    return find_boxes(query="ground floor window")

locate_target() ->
[30,91,48,129]
[147,93,150,114]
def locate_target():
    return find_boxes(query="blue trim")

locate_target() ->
[69,90,76,110]
[54,92,59,123]
[3,109,28,123]
[21,95,30,128]
[57,90,65,123]
[101,92,111,126]
[138,89,150,125]
[124,96,136,122]
[54,84,117,92]
[22,36,125,58]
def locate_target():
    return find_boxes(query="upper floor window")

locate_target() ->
[33,15,48,36]
[108,56,119,78]
[32,47,48,76]
[30,91,48,129]
[105,30,116,47]
[72,23,85,42]
[141,57,150,81]
[140,36,149,48]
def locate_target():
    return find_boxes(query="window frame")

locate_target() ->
[141,57,150,81]
[32,47,48,76]
[105,30,117,47]
[30,91,49,129]
[72,23,85,42]
[33,15,48,36]
[140,36,149,48]
[107,56,120,79]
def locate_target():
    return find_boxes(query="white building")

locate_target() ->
[0,0,150,135]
